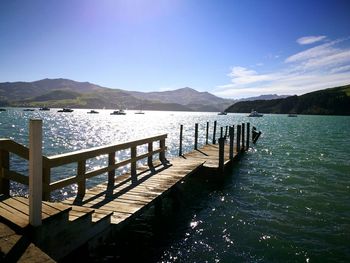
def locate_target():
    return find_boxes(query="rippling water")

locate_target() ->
[1,108,349,262]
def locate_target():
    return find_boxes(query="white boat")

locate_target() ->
[248,109,263,117]
[218,111,227,115]
[110,109,126,115]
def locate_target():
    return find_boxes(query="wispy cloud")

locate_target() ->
[215,37,350,99]
[296,35,326,45]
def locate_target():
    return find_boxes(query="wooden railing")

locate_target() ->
[0,134,168,201]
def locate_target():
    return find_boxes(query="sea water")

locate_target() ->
[0,108,349,262]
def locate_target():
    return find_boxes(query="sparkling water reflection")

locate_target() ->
[1,109,349,262]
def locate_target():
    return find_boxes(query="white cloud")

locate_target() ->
[215,37,350,99]
[297,35,326,45]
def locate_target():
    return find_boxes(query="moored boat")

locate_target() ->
[57,108,74,113]
[288,113,297,117]
[39,107,50,111]
[87,110,99,114]
[110,109,126,115]
[248,109,263,117]
[218,111,227,115]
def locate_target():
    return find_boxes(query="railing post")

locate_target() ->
[77,160,86,198]
[229,126,234,160]
[0,150,10,195]
[242,123,245,151]
[29,119,42,227]
[148,142,154,168]
[220,126,223,138]
[131,146,137,184]
[218,137,225,174]
[108,152,115,186]
[212,120,217,144]
[42,167,50,201]
[194,123,198,150]
[236,125,241,154]
[246,123,250,150]
[179,125,183,156]
[159,138,166,164]
[206,122,209,145]
[225,126,228,138]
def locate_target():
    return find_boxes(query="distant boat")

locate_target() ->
[110,109,126,115]
[218,111,227,115]
[57,108,73,113]
[248,109,263,117]
[39,107,50,111]
[23,108,35,111]
[87,110,99,114]
[288,113,297,117]
[0,108,6,112]
[134,109,144,114]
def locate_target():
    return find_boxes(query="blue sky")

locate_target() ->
[1,0,350,98]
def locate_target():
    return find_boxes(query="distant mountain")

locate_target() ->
[225,84,350,115]
[0,78,233,112]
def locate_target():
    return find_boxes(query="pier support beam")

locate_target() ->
[206,122,209,145]
[218,137,225,174]
[246,123,250,150]
[241,123,245,151]
[229,126,234,160]
[212,121,217,144]
[179,125,183,156]
[29,119,42,227]
[236,125,241,154]
[194,123,198,150]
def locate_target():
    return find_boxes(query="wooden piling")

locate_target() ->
[194,123,198,150]
[225,126,228,138]
[108,152,115,186]
[220,127,223,138]
[229,126,234,160]
[218,137,225,173]
[179,124,183,156]
[29,119,43,227]
[212,121,217,144]
[131,146,137,183]
[206,122,209,145]
[77,160,86,198]
[242,123,245,151]
[246,123,250,150]
[236,125,241,153]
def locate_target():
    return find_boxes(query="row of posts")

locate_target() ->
[179,121,251,172]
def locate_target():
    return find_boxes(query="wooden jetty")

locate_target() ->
[0,120,259,261]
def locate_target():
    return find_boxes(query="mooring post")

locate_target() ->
[220,126,223,138]
[229,126,234,160]
[0,149,10,195]
[225,126,228,138]
[236,125,241,153]
[108,152,115,186]
[242,123,245,150]
[29,119,43,227]
[148,142,154,169]
[218,137,225,174]
[131,146,137,184]
[179,124,183,156]
[246,123,250,150]
[206,122,209,145]
[77,160,86,198]
[212,120,217,144]
[194,123,198,150]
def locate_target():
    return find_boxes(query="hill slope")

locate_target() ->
[0,78,232,111]
[225,84,350,115]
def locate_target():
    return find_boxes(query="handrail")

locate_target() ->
[0,134,168,200]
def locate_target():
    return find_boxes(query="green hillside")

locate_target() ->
[225,84,350,115]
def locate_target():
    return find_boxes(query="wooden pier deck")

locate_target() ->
[0,121,254,261]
